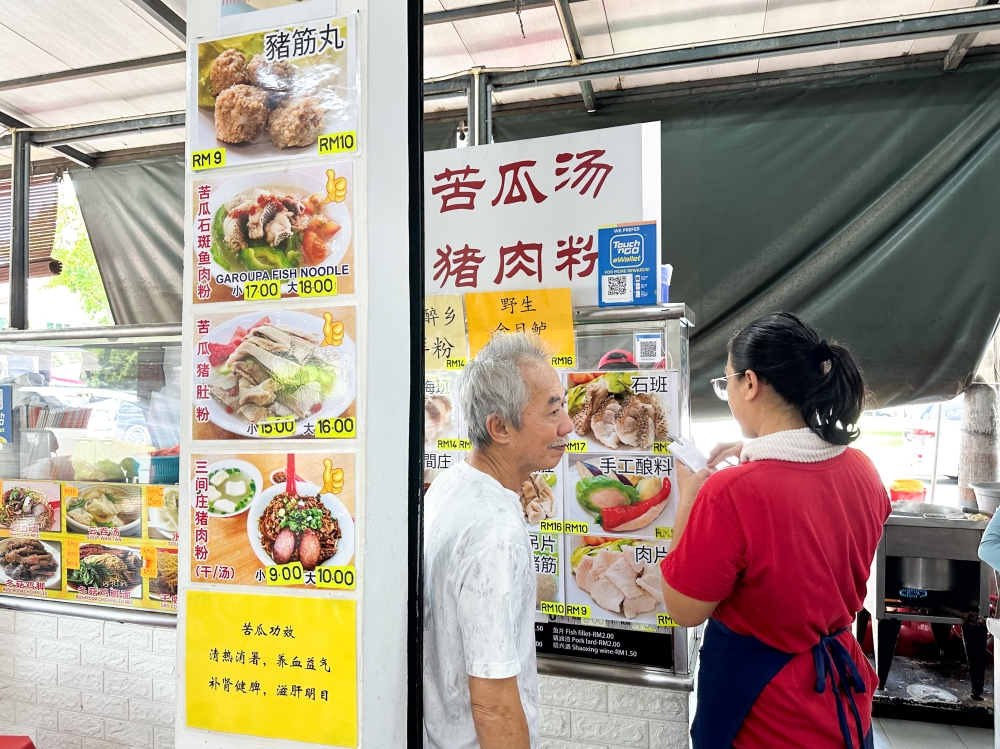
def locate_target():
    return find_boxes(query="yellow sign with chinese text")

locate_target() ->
[186,591,357,747]
[464,288,575,367]
[425,294,468,371]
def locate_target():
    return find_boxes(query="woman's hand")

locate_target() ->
[708,441,745,468]
[676,462,713,508]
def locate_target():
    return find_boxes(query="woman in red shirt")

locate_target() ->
[661,312,890,749]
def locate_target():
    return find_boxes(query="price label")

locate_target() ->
[258,416,296,437]
[65,541,80,570]
[539,601,564,616]
[436,438,471,450]
[539,520,563,533]
[245,280,281,301]
[141,547,158,578]
[563,521,590,535]
[266,562,304,586]
[550,355,575,368]
[655,526,673,540]
[445,358,467,370]
[657,614,678,627]
[146,486,164,509]
[565,604,590,618]
[191,148,226,170]
[63,486,79,499]
[564,440,587,453]
[652,442,671,454]
[315,416,356,439]
[314,565,356,590]
[318,131,357,155]
[298,275,338,298]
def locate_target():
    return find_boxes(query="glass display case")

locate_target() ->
[0,324,181,613]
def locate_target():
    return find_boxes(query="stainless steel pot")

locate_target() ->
[899,557,958,591]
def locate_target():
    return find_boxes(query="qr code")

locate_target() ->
[635,334,662,362]
[639,339,659,359]
[603,273,633,303]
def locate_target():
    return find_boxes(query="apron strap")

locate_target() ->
[812,627,868,749]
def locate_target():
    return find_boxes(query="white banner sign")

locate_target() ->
[424,123,661,307]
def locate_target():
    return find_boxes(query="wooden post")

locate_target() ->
[958,377,1000,505]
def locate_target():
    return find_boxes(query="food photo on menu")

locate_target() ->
[63,483,142,539]
[566,536,669,623]
[68,543,144,603]
[0,481,61,534]
[566,371,677,452]
[531,531,563,613]
[423,373,461,449]
[193,163,354,303]
[517,465,562,529]
[193,306,356,439]
[148,548,179,609]
[190,452,355,587]
[194,15,357,168]
[148,488,180,541]
[0,538,62,593]
[565,453,676,538]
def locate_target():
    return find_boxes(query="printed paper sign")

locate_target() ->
[465,288,575,367]
[425,294,468,371]
[598,221,658,307]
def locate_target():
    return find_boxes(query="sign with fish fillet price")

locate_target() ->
[536,622,673,670]
[464,288,576,368]
[186,591,357,747]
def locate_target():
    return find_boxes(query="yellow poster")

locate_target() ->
[464,288,575,367]
[425,293,468,370]
[186,590,357,747]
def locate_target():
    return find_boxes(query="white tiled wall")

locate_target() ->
[538,675,690,749]
[0,608,176,749]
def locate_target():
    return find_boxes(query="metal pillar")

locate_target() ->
[553,0,597,113]
[10,130,32,330]
[469,69,491,145]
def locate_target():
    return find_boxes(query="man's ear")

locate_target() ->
[485,413,512,445]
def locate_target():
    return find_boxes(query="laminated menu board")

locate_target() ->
[531,531,563,616]
[424,294,468,371]
[190,15,359,172]
[423,372,465,451]
[190,452,355,589]
[192,306,357,440]
[0,480,179,611]
[192,162,354,303]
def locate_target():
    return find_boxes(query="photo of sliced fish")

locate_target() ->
[566,372,675,452]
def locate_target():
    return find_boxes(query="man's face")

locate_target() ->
[512,361,574,471]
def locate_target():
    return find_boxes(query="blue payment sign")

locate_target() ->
[598,221,658,307]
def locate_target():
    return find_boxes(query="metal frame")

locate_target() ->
[123,0,186,43]
[424,0,585,25]
[0,596,176,627]
[0,53,185,93]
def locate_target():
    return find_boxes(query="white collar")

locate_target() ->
[456,458,521,505]
[740,427,847,464]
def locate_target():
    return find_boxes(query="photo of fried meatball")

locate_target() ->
[247,54,296,92]
[269,95,325,149]
[215,85,270,144]
[209,48,250,96]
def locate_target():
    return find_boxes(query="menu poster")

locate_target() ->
[424,373,464,451]
[186,591,357,747]
[0,480,61,536]
[218,0,339,36]
[423,451,461,491]
[192,163,355,304]
[565,371,679,454]
[192,306,357,440]
[63,483,143,540]
[424,294,468,371]
[464,288,576,368]
[517,462,563,531]
[531,531,563,615]
[564,453,675,541]
[191,15,359,171]
[190,452,355,589]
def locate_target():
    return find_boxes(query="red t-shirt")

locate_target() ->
[661,448,890,749]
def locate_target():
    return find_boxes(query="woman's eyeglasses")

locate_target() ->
[710,371,746,401]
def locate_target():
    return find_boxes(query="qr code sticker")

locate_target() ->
[602,273,633,303]
[634,334,662,363]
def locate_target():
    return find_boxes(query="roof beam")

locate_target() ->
[552,0,596,113]
[425,5,1000,91]
[25,112,186,146]
[0,52,186,92]
[424,0,584,25]
[0,112,96,168]
[944,0,999,71]
[124,0,186,44]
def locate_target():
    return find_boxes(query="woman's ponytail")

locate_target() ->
[728,313,869,445]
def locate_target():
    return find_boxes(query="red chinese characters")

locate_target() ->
[193,461,210,562]
[494,242,543,284]
[195,185,213,299]
[433,244,485,288]
[431,166,486,212]
[492,161,547,206]
[555,150,613,198]
[555,234,597,279]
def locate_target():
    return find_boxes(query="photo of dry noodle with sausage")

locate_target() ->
[258,492,341,571]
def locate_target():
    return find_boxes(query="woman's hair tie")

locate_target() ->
[812,339,832,366]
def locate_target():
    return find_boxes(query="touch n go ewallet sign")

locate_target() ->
[598,221,658,306]
[424,123,661,307]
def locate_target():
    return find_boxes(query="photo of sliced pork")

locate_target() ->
[571,542,667,620]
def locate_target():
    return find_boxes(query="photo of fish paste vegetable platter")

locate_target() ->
[0,482,61,534]
[565,455,675,538]
[64,484,142,538]
[194,16,357,167]
[566,536,669,624]
[566,372,677,452]
[194,165,353,303]
[193,308,356,439]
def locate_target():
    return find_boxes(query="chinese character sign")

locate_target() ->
[464,288,576,368]
[186,591,357,747]
[424,294,468,371]
[425,123,661,306]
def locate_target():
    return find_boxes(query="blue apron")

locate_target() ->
[690,619,873,749]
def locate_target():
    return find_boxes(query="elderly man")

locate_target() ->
[423,333,573,749]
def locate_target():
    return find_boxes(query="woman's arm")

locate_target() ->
[978,511,1000,570]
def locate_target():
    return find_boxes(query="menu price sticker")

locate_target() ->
[65,540,80,570]
[315,566,356,590]
[655,527,673,540]
[318,131,357,155]
[299,275,338,298]
[436,438,470,451]
[539,520,563,533]
[266,562,304,586]
[258,416,297,438]
[63,486,79,499]
[316,417,356,439]
[564,440,587,453]
[652,442,671,454]
[563,521,589,535]
[657,614,678,627]
[245,280,281,301]
[191,148,226,171]
[141,546,158,578]
[445,358,467,370]
[146,486,165,509]
[566,604,591,619]
[539,601,564,616]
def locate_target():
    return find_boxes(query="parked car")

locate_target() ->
[902,396,962,478]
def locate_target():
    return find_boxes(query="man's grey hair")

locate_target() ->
[457,333,551,450]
